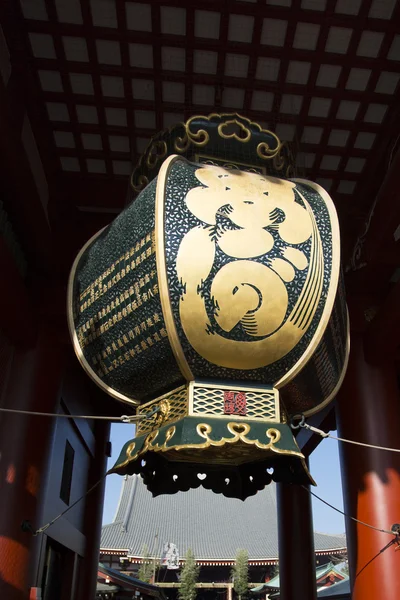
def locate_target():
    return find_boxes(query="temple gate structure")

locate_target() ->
[1,2,400,600]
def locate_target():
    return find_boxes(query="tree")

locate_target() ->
[232,549,249,600]
[138,544,153,583]
[179,548,199,600]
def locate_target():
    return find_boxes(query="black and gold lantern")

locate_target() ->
[68,114,349,499]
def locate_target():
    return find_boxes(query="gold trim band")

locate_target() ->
[155,155,194,381]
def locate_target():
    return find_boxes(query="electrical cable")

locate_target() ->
[301,486,396,536]
[0,406,160,423]
[355,538,398,580]
[318,431,400,454]
[34,474,109,536]
[291,415,400,454]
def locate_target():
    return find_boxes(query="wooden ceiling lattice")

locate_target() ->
[6,0,400,226]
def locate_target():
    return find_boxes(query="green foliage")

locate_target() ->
[179,548,200,600]
[138,544,153,583]
[232,549,249,600]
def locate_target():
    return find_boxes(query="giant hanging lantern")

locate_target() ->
[68,114,349,500]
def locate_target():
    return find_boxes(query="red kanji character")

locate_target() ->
[235,392,247,415]
[224,391,235,414]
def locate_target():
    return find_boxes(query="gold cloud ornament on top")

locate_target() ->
[217,118,252,143]
[130,113,286,195]
[68,113,349,499]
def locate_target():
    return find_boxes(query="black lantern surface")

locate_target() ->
[68,114,348,499]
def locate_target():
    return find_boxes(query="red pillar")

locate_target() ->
[277,480,317,600]
[336,335,400,599]
[0,328,65,600]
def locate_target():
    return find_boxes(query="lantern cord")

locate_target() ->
[0,406,160,423]
[355,537,399,580]
[291,415,400,454]
[301,486,396,536]
[33,474,109,536]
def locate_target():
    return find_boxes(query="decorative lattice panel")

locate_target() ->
[191,385,279,421]
[137,385,188,435]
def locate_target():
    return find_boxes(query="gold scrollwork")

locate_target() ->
[186,127,210,147]
[217,119,251,143]
[165,426,176,443]
[131,173,149,194]
[131,113,285,194]
[286,164,296,178]
[272,142,287,171]
[185,113,283,156]
[196,421,285,452]
[174,123,209,153]
[146,141,168,169]
[155,399,171,427]
[125,441,136,459]
[257,141,283,162]
[115,419,304,470]
[174,134,191,153]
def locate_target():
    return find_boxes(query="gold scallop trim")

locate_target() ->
[275,178,342,391]
[116,421,305,470]
[67,227,140,406]
[155,155,194,381]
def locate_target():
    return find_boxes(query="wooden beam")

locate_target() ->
[363,145,400,264]
[0,236,36,347]
[364,279,400,363]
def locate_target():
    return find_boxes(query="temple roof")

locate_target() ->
[252,562,346,591]
[98,563,166,598]
[101,475,346,561]
[317,578,350,598]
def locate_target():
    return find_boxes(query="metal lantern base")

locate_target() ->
[110,381,314,500]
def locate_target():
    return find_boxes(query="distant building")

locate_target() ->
[252,562,348,598]
[100,475,346,600]
[96,563,166,600]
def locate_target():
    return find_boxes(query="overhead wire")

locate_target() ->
[13,407,400,542]
[0,405,161,423]
[301,486,396,537]
[34,474,109,536]
[291,415,400,454]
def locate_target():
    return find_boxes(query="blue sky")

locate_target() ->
[102,422,345,534]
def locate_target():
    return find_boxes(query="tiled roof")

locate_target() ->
[98,563,166,597]
[317,578,350,598]
[101,475,346,560]
[254,561,346,590]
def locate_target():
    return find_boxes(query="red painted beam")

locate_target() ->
[364,279,400,363]
[363,146,400,263]
[0,236,36,348]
